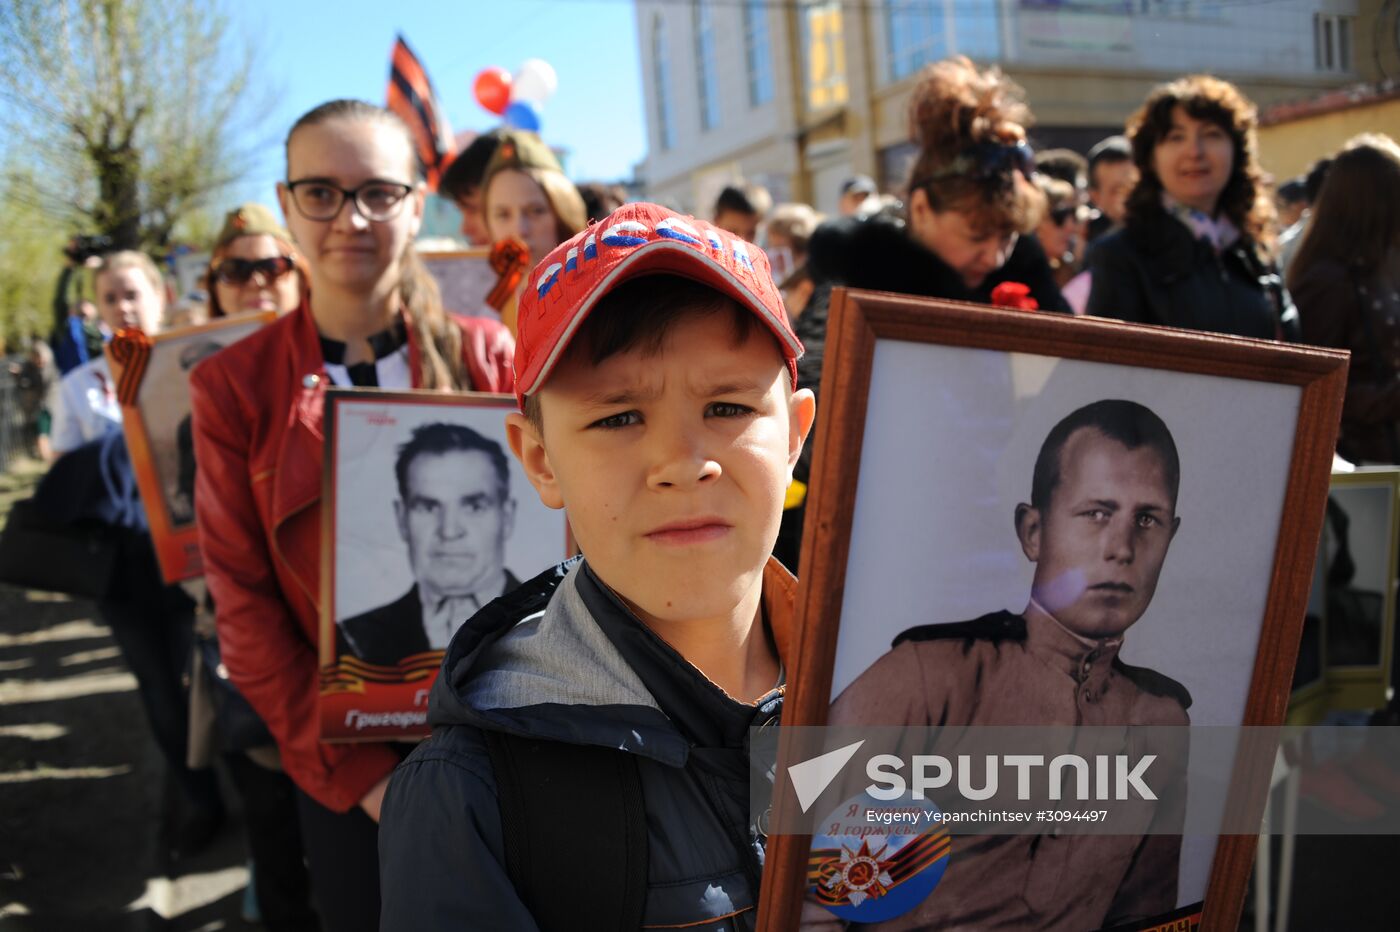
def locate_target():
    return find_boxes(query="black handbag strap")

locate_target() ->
[483,730,649,931]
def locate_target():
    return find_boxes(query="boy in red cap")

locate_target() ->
[379,203,816,930]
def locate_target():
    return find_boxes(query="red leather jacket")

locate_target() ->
[189,305,514,811]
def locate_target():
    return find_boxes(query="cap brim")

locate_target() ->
[516,239,801,399]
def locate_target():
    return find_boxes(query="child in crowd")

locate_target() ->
[378,202,816,930]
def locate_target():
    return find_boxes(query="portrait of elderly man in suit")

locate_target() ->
[339,422,520,666]
[828,398,1191,931]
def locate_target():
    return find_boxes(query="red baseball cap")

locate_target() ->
[513,201,803,407]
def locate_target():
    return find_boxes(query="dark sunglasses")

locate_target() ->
[1050,205,1080,226]
[213,255,296,286]
[915,140,1036,189]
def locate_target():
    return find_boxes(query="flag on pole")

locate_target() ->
[387,34,456,192]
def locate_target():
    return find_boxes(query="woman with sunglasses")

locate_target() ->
[188,99,514,932]
[205,203,306,318]
[774,56,1067,571]
[1086,75,1295,339]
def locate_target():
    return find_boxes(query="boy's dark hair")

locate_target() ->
[440,132,504,202]
[1087,135,1132,186]
[1030,399,1180,512]
[713,184,767,219]
[523,274,759,432]
[1304,156,1333,205]
[1035,148,1088,189]
[395,421,510,500]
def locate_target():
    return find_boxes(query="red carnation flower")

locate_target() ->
[990,281,1038,311]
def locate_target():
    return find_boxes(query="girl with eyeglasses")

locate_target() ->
[188,99,514,932]
[773,56,1068,571]
[1086,75,1296,340]
[205,204,307,318]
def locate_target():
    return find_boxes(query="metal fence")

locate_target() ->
[0,362,31,474]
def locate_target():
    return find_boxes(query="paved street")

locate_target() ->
[0,460,250,931]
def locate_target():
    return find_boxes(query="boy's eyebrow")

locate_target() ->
[578,377,769,408]
[580,384,661,408]
[700,378,767,397]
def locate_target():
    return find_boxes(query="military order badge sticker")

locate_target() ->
[808,793,949,923]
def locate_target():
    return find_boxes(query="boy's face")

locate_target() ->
[508,309,814,628]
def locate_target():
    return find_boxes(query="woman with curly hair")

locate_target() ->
[1291,134,1400,464]
[802,56,1063,315]
[1086,75,1295,339]
[775,56,1066,570]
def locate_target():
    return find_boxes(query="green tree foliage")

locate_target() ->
[0,0,267,253]
[0,167,66,347]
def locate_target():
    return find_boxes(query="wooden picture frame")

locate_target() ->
[318,388,570,741]
[419,247,498,319]
[1319,467,1399,712]
[105,311,274,583]
[759,289,1348,931]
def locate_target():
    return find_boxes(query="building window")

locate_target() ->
[887,1,945,81]
[886,1,1001,83]
[653,16,675,151]
[745,0,774,107]
[801,0,848,110]
[1314,13,1353,73]
[695,0,722,130]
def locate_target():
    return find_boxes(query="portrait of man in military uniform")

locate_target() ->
[828,398,1190,931]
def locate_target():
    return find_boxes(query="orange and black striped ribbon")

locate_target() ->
[808,829,951,906]
[386,34,455,192]
[487,238,531,311]
[108,329,153,407]
[319,651,443,694]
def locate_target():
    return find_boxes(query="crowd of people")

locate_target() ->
[2,53,1398,931]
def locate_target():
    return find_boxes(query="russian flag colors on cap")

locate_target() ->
[513,202,803,408]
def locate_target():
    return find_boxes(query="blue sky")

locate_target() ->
[228,0,647,211]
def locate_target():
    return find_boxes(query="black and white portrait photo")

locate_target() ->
[339,421,521,665]
[326,392,567,671]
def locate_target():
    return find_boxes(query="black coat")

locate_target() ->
[1293,256,1400,463]
[795,215,1067,476]
[774,216,1068,571]
[379,559,789,930]
[1086,206,1296,340]
[339,572,522,667]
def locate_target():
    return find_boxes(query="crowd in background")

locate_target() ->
[2,54,1399,932]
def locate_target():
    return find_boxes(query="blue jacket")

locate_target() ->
[378,557,797,931]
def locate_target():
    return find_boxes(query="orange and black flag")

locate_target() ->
[387,34,456,192]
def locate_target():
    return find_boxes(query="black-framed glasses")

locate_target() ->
[285,179,414,222]
[1050,204,1080,226]
[212,255,297,286]
[913,140,1037,189]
